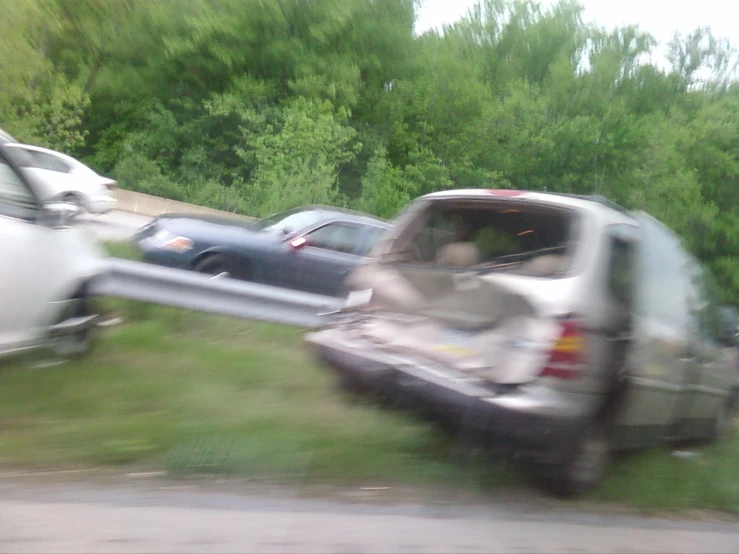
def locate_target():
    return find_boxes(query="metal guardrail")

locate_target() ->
[90,258,344,328]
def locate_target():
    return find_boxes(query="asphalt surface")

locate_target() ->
[2,475,738,554]
[78,210,152,242]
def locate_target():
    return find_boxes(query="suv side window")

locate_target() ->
[305,223,363,255]
[691,265,723,344]
[0,154,38,220]
[635,219,691,332]
[607,235,635,309]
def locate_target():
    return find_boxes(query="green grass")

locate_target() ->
[0,304,521,489]
[0,298,737,514]
[103,240,142,260]
[597,440,739,513]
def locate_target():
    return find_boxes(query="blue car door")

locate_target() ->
[284,222,365,296]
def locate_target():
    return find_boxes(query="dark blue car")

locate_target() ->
[132,205,390,297]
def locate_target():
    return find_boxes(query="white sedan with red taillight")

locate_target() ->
[3,143,117,214]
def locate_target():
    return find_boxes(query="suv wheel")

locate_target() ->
[537,421,611,498]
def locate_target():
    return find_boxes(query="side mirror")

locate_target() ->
[37,201,81,229]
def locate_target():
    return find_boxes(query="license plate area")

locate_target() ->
[395,360,495,398]
[433,328,480,357]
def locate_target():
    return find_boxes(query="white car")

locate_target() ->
[0,142,106,359]
[4,143,117,214]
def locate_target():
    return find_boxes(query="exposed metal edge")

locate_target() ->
[47,315,98,335]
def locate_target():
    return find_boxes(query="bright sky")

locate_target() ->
[415,0,739,49]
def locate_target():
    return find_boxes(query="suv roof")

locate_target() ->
[539,193,630,215]
[422,188,635,222]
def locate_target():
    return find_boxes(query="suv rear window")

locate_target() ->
[397,201,576,277]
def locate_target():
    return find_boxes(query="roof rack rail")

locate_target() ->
[583,194,631,215]
[540,192,631,214]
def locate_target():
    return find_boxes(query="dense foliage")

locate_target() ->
[3,0,739,301]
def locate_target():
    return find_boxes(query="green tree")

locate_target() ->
[241,98,359,216]
[0,0,88,149]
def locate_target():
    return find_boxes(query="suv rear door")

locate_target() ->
[615,214,696,447]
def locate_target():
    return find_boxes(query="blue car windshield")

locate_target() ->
[256,207,323,234]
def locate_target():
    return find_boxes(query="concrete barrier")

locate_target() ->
[115,189,255,221]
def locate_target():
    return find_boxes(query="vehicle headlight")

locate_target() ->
[148,229,193,253]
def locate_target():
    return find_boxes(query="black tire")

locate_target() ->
[194,254,235,278]
[49,296,97,360]
[535,421,611,498]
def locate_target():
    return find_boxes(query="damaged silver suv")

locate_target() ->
[307,189,739,496]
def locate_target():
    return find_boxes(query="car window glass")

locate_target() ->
[26,150,73,173]
[607,236,634,309]
[410,211,463,262]
[358,226,386,256]
[635,218,690,331]
[257,208,322,234]
[305,223,362,254]
[691,266,723,343]
[404,204,572,271]
[0,155,38,220]
[3,145,37,168]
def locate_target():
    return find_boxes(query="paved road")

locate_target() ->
[2,479,738,554]
[78,211,151,242]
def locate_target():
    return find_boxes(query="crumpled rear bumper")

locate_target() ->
[308,330,591,464]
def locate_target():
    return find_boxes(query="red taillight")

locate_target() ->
[539,319,584,379]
